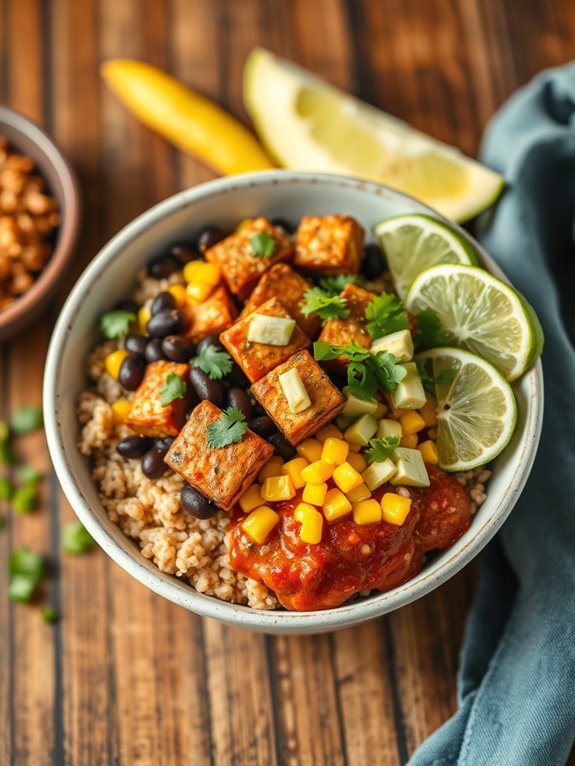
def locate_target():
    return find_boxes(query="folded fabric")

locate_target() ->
[408,63,575,766]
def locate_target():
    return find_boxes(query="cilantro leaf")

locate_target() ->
[100,310,136,339]
[12,485,38,515]
[314,342,405,399]
[10,406,43,435]
[250,232,277,258]
[365,435,400,464]
[313,341,371,364]
[159,372,187,406]
[417,360,457,394]
[317,274,364,295]
[206,407,248,448]
[193,345,233,380]
[371,351,408,392]
[42,607,60,624]
[347,360,378,400]
[62,520,96,554]
[413,309,449,350]
[365,293,408,340]
[8,547,45,602]
[9,575,39,603]
[301,288,350,321]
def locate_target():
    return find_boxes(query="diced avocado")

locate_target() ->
[279,368,311,413]
[370,329,414,362]
[341,387,379,418]
[362,459,397,490]
[389,448,430,487]
[344,414,378,446]
[390,362,426,410]
[247,313,296,346]
[377,418,403,439]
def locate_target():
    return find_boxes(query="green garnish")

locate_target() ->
[413,308,449,350]
[9,575,39,603]
[17,465,42,485]
[250,231,277,258]
[301,287,350,321]
[372,351,408,392]
[206,407,248,449]
[0,476,12,501]
[8,546,45,603]
[10,406,43,435]
[317,274,364,295]
[313,341,372,364]
[365,435,400,464]
[42,607,59,624]
[100,309,136,339]
[159,372,187,406]
[12,485,38,515]
[62,520,96,554]
[0,441,15,465]
[417,360,457,394]
[193,345,233,380]
[0,421,9,442]
[365,293,408,340]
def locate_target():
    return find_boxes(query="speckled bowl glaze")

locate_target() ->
[43,171,543,634]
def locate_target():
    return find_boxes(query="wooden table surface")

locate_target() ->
[1,1,572,764]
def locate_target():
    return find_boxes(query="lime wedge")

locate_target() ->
[416,347,517,471]
[405,264,544,381]
[373,214,478,299]
[243,48,504,222]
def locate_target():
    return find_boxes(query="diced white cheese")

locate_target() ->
[390,362,427,410]
[341,387,379,418]
[370,329,414,362]
[279,368,311,413]
[344,414,378,446]
[362,459,397,490]
[247,314,295,346]
[377,418,403,439]
[389,447,430,487]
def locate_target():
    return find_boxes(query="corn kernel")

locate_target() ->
[332,462,363,494]
[381,493,412,526]
[261,475,296,502]
[294,502,316,522]
[300,460,334,485]
[296,439,323,463]
[321,437,349,466]
[111,399,132,423]
[282,457,309,489]
[105,349,129,380]
[346,451,367,473]
[186,281,214,302]
[322,488,352,522]
[346,482,371,503]
[400,434,418,449]
[387,404,410,420]
[419,397,438,427]
[347,441,362,453]
[183,260,221,286]
[417,440,439,466]
[400,411,426,436]
[138,306,151,334]
[299,507,323,544]
[167,284,189,308]
[242,506,279,544]
[316,424,343,444]
[258,456,284,482]
[353,498,382,526]
[302,482,328,506]
[238,484,264,513]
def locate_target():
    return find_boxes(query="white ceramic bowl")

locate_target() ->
[44,171,543,634]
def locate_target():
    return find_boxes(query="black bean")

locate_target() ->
[361,243,386,280]
[196,226,225,253]
[162,335,194,362]
[189,367,222,405]
[271,217,296,234]
[155,436,175,451]
[268,431,296,459]
[141,447,169,479]
[253,402,266,417]
[116,435,154,459]
[148,254,180,279]
[171,244,200,264]
[146,309,186,338]
[226,388,253,421]
[145,338,166,363]
[228,363,250,387]
[196,332,223,354]
[151,291,176,316]
[118,354,146,391]
[249,416,275,439]
[114,299,139,314]
[328,371,348,390]
[125,333,149,357]
[181,484,218,519]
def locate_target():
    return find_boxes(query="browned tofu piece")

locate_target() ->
[240,263,321,338]
[125,361,190,438]
[204,217,293,300]
[219,297,310,383]
[164,400,274,511]
[251,350,345,445]
[184,285,237,344]
[293,215,364,276]
[317,283,375,372]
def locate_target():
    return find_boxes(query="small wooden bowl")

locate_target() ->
[0,107,80,343]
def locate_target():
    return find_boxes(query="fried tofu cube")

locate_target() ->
[251,350,346,445]
[164,400,274,511]
[317,283,374,371]
[220,297,310,383]
[294,215,364,276]
[184,285,237,344]
[125,360,190,438]
[204,217,292,300]
[240,263,321,338]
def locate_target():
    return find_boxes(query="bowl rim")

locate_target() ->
[0,105,81,332]
[43,170,544,631]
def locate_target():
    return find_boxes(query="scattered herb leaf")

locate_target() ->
[42,607,60,624]
[159,372,187,406]
[17,465,42,485]
[206,407,248,448]
[313,341,371,364]
[8,546,45,579]
[10,406,43,435]
[62,520,96,555]
[371,351,408,392]
[9,574,39,603]
[365,293,408,340]
[317,274,364,295]
[12,485,38,515]
[249,231,277,259]
[301,287,350,321]
[314,342,406,400]
[0,476,12,501]
[347,360,378,400]
[99,309,136,340]
[0,441,15,466]
[413,309,449,350]
[417,361,457,394]
[365,435,400,464]
[193,345,233,380]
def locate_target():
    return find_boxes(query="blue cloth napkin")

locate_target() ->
[408,64,575,766]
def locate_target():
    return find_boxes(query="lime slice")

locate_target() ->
[405,264,544,381]
[373,214,478,299]
[416,347,517,471]
[243,48,504,222]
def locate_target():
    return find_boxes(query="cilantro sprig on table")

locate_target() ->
[99,309,136,339]
[413,308,449,350]
[365,293,408,340]
[8,546,46,603]
[365,435,400,464]
[250,231,277,258]
[301,287,350,322]
[192,345,233,380]
[159,373,187,406]
[206,408,248,448]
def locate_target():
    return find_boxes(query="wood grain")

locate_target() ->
[1,1,573,764]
